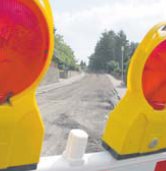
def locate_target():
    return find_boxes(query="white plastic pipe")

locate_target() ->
[63,129,88,166]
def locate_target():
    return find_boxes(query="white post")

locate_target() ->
[121,46,124,84]
[63,129,88,166]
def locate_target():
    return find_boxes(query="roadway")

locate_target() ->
[37,74,119,156]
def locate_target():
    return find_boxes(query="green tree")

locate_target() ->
[89,30,117,71]
[53,34,77,70]
[89,30,138,80]
[80,60,87,70]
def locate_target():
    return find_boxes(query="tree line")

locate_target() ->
[53,33,78,71]
[88,30,138,80]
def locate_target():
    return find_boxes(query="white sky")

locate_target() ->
[50,0,166,63]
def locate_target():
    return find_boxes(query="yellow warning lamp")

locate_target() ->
[102,23,166,159]
[0,0,54,170]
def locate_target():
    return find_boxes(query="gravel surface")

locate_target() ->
[37,74,118,157]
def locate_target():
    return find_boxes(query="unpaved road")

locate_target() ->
[37,74,117,156]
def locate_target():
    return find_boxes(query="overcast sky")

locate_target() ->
[50,0,166,63]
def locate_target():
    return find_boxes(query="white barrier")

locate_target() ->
[36,129,166,171]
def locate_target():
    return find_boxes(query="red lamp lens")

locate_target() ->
[142,40,166,110]
[0,0,49,103]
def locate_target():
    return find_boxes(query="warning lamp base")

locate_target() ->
[102,141,166,160]
[0,164,37,171]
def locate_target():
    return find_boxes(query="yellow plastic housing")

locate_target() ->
[102,23,166,159]
[0,0,54,170]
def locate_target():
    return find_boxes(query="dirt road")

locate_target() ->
[37,74,117,156]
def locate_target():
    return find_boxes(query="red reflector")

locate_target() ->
[155,161,166,171]
[142,40,166,110]
[0,0,49,103]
